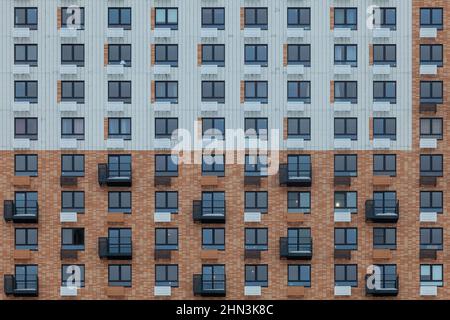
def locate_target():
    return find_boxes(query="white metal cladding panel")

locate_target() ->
[0,0,412,151]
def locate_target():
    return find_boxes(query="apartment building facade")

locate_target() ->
[0,0,448,300]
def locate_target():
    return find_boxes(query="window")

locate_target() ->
[287,228,311,252]
[155,228,178,250]
[61,118,84,140]
[287,44,310,66]
[244,8,268,29]
[334,118,357,140]
[334,45,357,66]
[61,81,84,103]
[202,192,225,216]
[15,228,38,250]
[245,155,268,176]
[334,192,357,213]
[155,8,178,29]
[335,228,357,250]
[245,228,268,251]
[420,81,443,104]
[108,7,131,29]
[108,118,131,140]
[373,228,396,249]
[202,265,225,290]
[420,118,443,139]
[420,265,443,287]
[373,82,396,104]
[245,265,268,287]
[62,265,85,288]
[420,191,443,213]
[287,118,310,140]
[287,81,311,103]
[108,81,131,103]
[287,8,310,29]
[288,192,310,213]
[288,265,311,287]
[202,7,225,29]
[15,81,37,103]
[108,155,131,178]
[373,118,396,140]
[245,81,268,103]
[202,81,225,103]
[15,44,37,66]
[334,264,357,287]
[334,81,357,103]
[61,228,84,250]
[373,44,396,66]
[374,8,396,29]
[155,191,178,213]
[373,191,397,214]
[61,44,84,67]
[334,8,357,30]
[61,7,85,29]
[15,154,38,176]
[334,154,357,177]
[155,118,178,139]
[15,7,38,29]
[420,45,443,67]
[155,155,178,176]
[108,228,132,255]
[245,118,268,140]
[245,45,268,66]
[108,192,131,213]
[245,191,268,213]
[154,81,178,103]
[15,265,38,290]
[420,8,443,29]
[15,192,38,216]
[202,154,225,176]
[109,44,131,66]
[15,118,38,139]
[202,44,225,66]
[420,154,443,177]
[287,155,311,178]
[155,265,178,287]
[202,228,225,250]
[373,154,396,176]
[420,228,443,250]
[61,154,84,177]
[62,191,84,213]
[108,264,131,287]
[155,44,178,66]
[202,118,225,140]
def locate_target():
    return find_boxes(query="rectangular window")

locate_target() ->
[287,44,310,66]
[334,117,357,140]
[155,8,178,29]
[334,81,357,103]
[202,44,225,66]
[15,44,38,66]
[287,8,311,29]
[420,8,443,29]
[61,154,84,177]
[155,228,178,250]
[420,191,443,213]
[373,228,396,249]
[15,118,38,140]
[245,264,268,287]
[108,7,131,29]
[287,81,311,103]
[202,228,225,250]
[108,264,131,287]
[420,154,443,177]
[245,228,268,251]
[373,191,397,214]
[61,81,84,103]
[201,192,225,216]
[245,45,268,66]
[373,44,396,66]
[62,265,85,288]
[61,228,84,250]
[245,191,268,213]
[155,154,178,176]
[420,118,442,139]
[334,192,357,213]
[287,155,311,178]
[420,264,443,287]
[334,228,357,250]
[61,7,85,29]
[15,7,38,29]
[334,264,357,286]
[288,191,310,213]
[245,118,268,140]
[202,265,225,290]
[15,228,38,250]
[155,44,178,66]
[155,265,178,287]
[15,81,37,103]
[62,191,84,213]
[373,154,396,176]
[334,44,357,66]
[374,8,396,29]
[420,45,443,67]
[244,8,268,29]
[15,192,38,217]
[61,118,84,140]
[155,118,178,139]
[108,118,131,140]
[287,228,311,253]
[420,228,443,250]
[108,81,131,103]
[245,81,268,103]
[373,118,396,140]
[334,8,357,30]
[15,154,38,177]
[15,265,38,290]
[108,154,131,178]
[108,228,132,255]
[373,81,396,104]
[420,81,443,104]
[155,81,178,103]
[287,117,310,140]
[61,44,84,67]
[202,81,225,103]
[288,265,311,287]
[334,154,357,177]
[108,191,131,213]
[202,118,225,140]
[245,155,268,176]
[155,191,178,213]
[202,7,225,29]
[202,154,225,176]
[108,44,131,66]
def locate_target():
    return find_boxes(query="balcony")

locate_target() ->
[279,164,312,187]
[192,200,225,223]
[279,237,313,260]
[98,237,132,260]
[98,164,132,187]
[365,274,399,296]
[3,200,38,223]
[365,200,399,223]
[193,274,226,297]
[4,275,38,297]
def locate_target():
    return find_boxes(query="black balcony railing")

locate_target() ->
[4,200,39,223]
[192,200,226,223]
[98,163,132,187]
[279,164,312,187]
[365,200,399,223]
[365,274,399,296]
[98,237,132,259]
[4,275,39,297]
[279,237,313,259]
[193,274,226,296]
